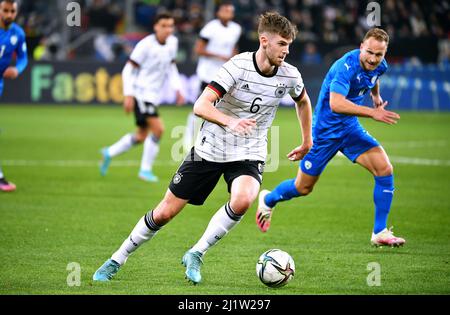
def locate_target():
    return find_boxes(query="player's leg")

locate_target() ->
[0,164,16,192]
[93,189,188,281]
[99,99,146,176]
[256,168,320,232]
[186,174,260,284]
[355,146,405,246]
[190,175,260,254]
[343,128,405,246]
[139,115,164,182]
[256,139,339,232]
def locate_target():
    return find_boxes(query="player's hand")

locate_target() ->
[175,91,185,106]
[371,93,384,108]
[287,141,313,161]
[371,103,400,125]
[227,118,257,136]
[123,96,135,114]
[3,67,19,79]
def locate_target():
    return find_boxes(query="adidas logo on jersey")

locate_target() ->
[241,83,250,90]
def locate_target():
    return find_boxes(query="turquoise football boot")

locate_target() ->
[181,250,203,284]
[100,148,111,176]
[93,259,121,281]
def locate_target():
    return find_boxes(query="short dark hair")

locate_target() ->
[363,28,389,45]
[153,12,174,25]
[258,12,298,40]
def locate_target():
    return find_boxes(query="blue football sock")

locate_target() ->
[264,179,301,208]
[373,175,394,234]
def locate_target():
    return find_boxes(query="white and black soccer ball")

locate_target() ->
[256,249,295,288]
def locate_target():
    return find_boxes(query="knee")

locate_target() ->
[152,202,175,225]
[376,163,393,177]
[230,195,254,214]
[295,181,314,196]
[153,127,164,139]
[134,132,147,143]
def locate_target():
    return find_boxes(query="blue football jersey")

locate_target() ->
[312,49,388,139]
[0,22,27,76]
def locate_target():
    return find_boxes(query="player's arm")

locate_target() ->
[287,90,313,161]
[3,34,28,80]
[330,92,399,124]
[121,59,139,113]
[194,38,229,62]
[329,64,399,124]
[193,85,256,136]
[370,80,386,108]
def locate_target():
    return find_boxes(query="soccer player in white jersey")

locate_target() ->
[183,1,241,152]
[99,13,185,182]
[93,12,312,284]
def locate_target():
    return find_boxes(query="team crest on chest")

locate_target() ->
[10,35,18,46]
[274,83,287,98]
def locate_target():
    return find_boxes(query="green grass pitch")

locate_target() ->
[0,105,449,294]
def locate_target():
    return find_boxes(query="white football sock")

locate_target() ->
[0,168,4,179]
[111,211,161,265]
[191,202,242,255]
[107,133,137,158]
[140,135,159,172]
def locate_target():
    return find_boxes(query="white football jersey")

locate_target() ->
[129,34,178,104]
[195,52,305,162]
[196,19,241,83]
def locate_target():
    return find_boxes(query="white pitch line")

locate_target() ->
[2,156,450,167]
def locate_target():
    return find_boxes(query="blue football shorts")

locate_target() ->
[300,126,380,176]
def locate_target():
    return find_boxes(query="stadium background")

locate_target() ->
[0,0,449,296]
[1,0,449,109]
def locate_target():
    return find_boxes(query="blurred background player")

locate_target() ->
[183,1,241,152]
[0,164,15,192]
[93,12,312,284]
[256,28,406,247]
[0,0,28,192]
[99,12,185,182]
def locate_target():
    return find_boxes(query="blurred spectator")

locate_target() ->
[16,0,450,63]
[33,34,61,61]
[86,0,123,33]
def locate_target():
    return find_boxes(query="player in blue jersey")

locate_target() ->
[0,0,28,192]
[256,28,406,247]
[0,0,27,96]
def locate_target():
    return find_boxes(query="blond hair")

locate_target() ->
[258,12,298,40]
[363,28,389,44]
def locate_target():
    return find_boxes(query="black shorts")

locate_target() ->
[169,147,265,205]
[134,98,159,128]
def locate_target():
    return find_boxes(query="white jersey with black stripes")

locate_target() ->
[194,51,305,162]
[128,34,178,104]
[196,19,242,84]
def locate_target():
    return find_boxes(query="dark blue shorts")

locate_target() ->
[300,126,380,176]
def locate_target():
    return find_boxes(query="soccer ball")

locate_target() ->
[256,249,295,288]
